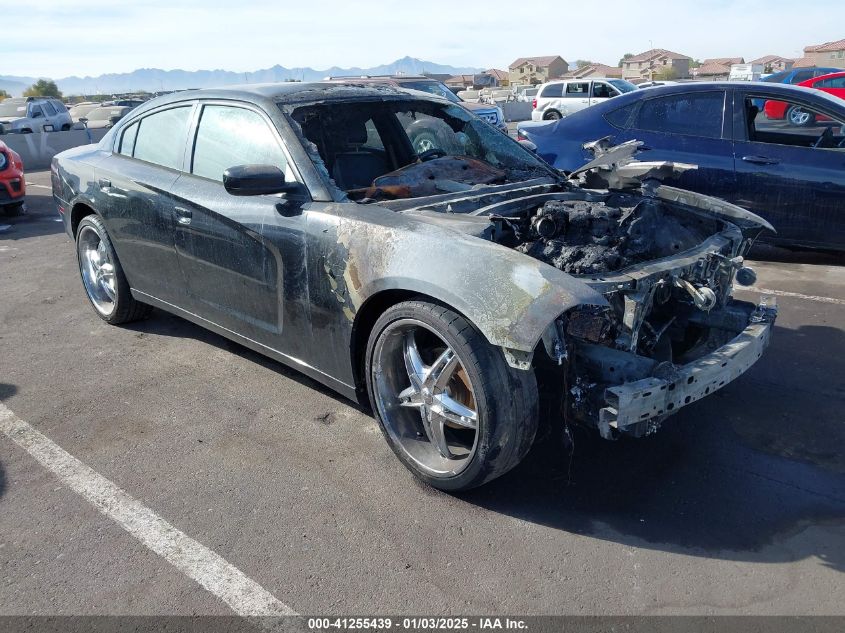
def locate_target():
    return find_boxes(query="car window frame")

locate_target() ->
[540,82,564,99]
[110,101,197,172]
[564,81,589,98]
[184,99,307,193]
[733,89,845,144]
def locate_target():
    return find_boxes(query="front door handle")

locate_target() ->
[174,206,192,225]
[98,178,111,190]
[742,155,780,165]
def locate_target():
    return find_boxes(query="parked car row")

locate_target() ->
[517,81,845,250]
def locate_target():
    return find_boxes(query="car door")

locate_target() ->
[607,89,736,199]
[563,81,591,115]
[27,103,46,131]
[93,103,195,304]
[169,101,311,351]
[732,89,845,248]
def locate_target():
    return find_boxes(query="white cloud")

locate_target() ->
[3,0,842,78]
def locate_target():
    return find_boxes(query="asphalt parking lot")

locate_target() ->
[1,170,843,616]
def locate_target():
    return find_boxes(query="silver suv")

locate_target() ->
[0,97,73,134]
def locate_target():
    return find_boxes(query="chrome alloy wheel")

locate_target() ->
[78,225,116,316]
[372,319,479,477]
[788,106,812,126]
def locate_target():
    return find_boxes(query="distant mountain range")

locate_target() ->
[0,57,483,97]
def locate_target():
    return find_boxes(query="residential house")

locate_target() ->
[750,55,794,73]
[796,39,845,69]
[508,56,569,86]
[694,57,744,80]
[621,49,692,81]
[483,68,509,87]
[561,63,623,79]
[444,74,475,89]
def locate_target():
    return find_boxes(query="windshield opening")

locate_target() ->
[286,98,555,201]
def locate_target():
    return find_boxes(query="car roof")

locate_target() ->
[130,81,433,111]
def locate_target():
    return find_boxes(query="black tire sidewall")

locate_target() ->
[365,300,537,491]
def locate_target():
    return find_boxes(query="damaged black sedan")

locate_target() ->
[52,83,777,490]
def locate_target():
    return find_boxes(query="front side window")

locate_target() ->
[633,92,724,138]
[749,96,845,149]
[192,105,287,181]
[42,101,57,116]
[818,76,845,89]
[565,82,589,97]
[591,83,618,99]
[30,105,44,118]
[133,106,192,170]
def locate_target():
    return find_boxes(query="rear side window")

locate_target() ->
[791,70,814,84]
[540,83,563,98]
[604,103,638,128]
[633,92,725,139]
[133,106,192,170]
[191,105,287,182]
[565,82,589,97]
[818,76,845,88]
[42,101,57,116]
[119,121,139,156]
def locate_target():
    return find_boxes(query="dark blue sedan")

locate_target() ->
[518,82,845,250]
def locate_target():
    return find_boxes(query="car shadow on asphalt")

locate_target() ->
[122,311,370,415]
[458,322,845,570]
[748,243,844,266]
[120,302,845,570]
[0,382,18,501]
[0,209,66,241]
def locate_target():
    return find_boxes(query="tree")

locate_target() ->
[23,79,62,98]
[654,67,679,81]
[0,89,10,100]
[618,53,634,67]
[574,59,595,69]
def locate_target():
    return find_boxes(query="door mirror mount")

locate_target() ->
[223,164,299,196]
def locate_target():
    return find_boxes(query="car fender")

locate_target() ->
[316,206,608,356]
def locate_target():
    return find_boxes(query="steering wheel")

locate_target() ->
[813,127,834,149]
[417,148,447,162]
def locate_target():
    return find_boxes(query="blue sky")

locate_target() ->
[4,0,844,78]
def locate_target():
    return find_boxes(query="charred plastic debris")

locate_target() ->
[473,142,777,439]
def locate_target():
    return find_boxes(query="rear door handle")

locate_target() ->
[742,155,780,165]
[174,206,192,225]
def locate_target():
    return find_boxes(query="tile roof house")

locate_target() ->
[622,49,692,81]
[508,56,569,86]
[695,57,744,80]
[750,55,795,73]
[798,39,845,69]
[562,63,623,79]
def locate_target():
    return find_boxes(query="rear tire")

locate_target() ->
[2,202,24,217]
[75,215,152,324]
[544,110,562,121]
[365,300,538,491]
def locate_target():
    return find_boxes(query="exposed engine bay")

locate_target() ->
[458,180,775,439]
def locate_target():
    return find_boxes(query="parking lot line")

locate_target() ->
[735,286,845,306]
[0,402,297,617]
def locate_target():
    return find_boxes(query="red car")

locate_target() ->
[0,139,26,216]
[764,71,845,126]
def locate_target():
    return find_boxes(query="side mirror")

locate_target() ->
[79,117,89,125]
[32,111,43,118]
[223,164,297,196]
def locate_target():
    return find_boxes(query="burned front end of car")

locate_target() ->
[481,147,778,439]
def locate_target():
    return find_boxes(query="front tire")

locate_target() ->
[365,300,538,491]
[75,215,151,324]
